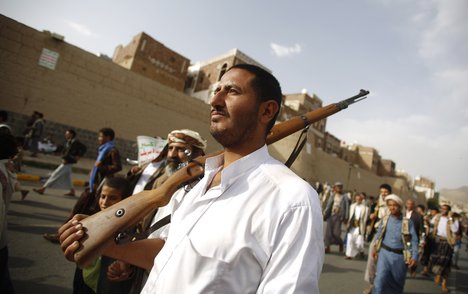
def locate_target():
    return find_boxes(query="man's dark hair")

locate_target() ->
[442,204,451,211]
[0,110,8,122]
[379,183,392,193]
[99,128,115,140]
[66,129,76,138]
[0,133,18,159]
[227,64,282,133]
[103,176,131,199]
[417,204,426,212]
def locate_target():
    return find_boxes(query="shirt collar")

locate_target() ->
[204,145,270,192]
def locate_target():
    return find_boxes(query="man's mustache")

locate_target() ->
[167,157,181,165]
[211,106,228,116]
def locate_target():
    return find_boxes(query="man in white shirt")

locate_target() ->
[59,64,324,293]
[429,204,459,293]
[345,193,369,259]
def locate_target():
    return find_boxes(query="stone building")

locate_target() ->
[113,32,190,91]
[323,132,341,157]
[184,48,269,104]
[414,176,436,199]
[283,92,327,150]
[378,159,396,177]
[355,145,381,174]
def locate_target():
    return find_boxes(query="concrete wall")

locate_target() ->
[0,14,421,203]
[269,130,416,200]
[0,14,220,160]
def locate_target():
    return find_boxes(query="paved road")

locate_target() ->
[6,163,468,293]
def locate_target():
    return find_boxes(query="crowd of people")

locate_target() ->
[316,181,466,293]
[0,63,466,294]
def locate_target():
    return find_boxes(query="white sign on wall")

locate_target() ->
[38,48,60,70]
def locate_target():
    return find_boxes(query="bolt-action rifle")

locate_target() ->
[71,89,370,268]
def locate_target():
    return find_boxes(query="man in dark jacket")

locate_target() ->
[33,129,86,197]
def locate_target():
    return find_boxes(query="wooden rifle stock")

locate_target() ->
[74,89,369,268]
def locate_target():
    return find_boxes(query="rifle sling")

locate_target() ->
[285,126,309,168]
[115,214,171,244]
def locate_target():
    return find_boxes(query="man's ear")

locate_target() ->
[258,100,279,125]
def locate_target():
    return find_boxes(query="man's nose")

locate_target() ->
[210,89,225,107]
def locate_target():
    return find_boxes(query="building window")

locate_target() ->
[218,63,228,81]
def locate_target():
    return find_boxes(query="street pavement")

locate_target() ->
[5,155,468,293]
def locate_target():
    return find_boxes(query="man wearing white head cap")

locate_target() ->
[372,194,418,294]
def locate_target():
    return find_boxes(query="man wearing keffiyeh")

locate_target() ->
[164,129,207,176]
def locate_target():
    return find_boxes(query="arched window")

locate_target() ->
[218,63,228,81]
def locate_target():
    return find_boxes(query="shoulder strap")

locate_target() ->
[285,126,309,168]
[402,217,409,234]
[375,214,390,251]
[402,217,411,246]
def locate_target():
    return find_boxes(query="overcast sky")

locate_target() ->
[2,0,467,190]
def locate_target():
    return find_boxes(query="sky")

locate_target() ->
[1,0,467,190]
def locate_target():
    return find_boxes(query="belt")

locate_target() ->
[381,243,403,255]
[435,236,448,242]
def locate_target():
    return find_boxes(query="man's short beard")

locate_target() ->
[165,161,179,176]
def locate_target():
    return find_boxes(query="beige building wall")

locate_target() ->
[0,15,422,203]
[269,131,413,200]
[0,15,220,155]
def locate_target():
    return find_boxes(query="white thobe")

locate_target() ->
[132,161,163,195]
[346,204,366,257]
[141,145,324,293]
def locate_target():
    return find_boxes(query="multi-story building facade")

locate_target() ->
[414,176,436,199]
[323,132,341,157]
[113,32,190,91]
[354,145,381,173]
[283,92,327,150]
[184,48,269,103]
[378,159,396,177]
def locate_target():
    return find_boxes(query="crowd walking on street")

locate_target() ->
[1,64,467,294]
